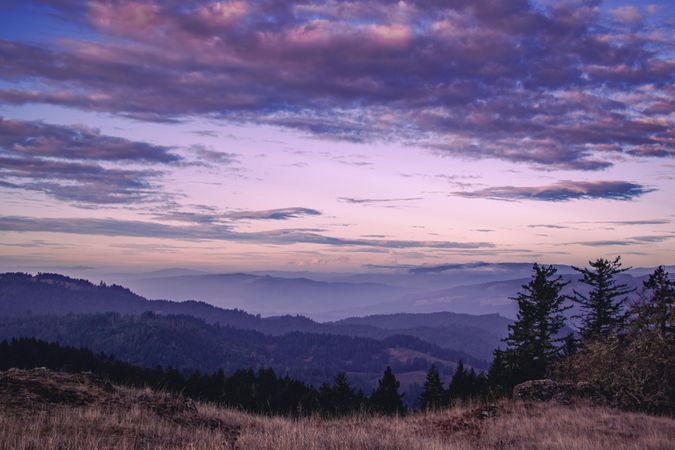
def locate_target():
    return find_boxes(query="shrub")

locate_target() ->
[553,330,674,414]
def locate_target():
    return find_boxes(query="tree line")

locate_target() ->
[0,337,406,417]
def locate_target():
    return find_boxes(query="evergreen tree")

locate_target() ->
[472,370,488,399]
[319,372,360,416]
[448,361,487,402]
[491,263,570,391]
[631,266,674,337]
[487,349,510,395]
[370,366,405,415]
[448,360,467,402]
[572,256,634,340]
[560,333,578,357]
[418,364,447,410]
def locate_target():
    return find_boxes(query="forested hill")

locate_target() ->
[0,272,510,361]
[0,312,483,391]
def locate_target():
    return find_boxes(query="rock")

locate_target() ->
[513,379,575,402]
[513,379,601,405]
[477,404,498,420]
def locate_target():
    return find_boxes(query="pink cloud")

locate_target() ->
[611,5,644,24]
[0,0,672,171]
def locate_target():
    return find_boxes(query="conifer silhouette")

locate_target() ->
[572,257,633,340]
[418,364,447,410]
[370,366,405,415]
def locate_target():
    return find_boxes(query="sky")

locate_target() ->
[0,0,673,273]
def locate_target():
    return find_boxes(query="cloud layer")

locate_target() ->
[0,118,178,163]
[154,207,322,223]
[0,0,672,170]
[0,117,179,204]
[0,215,494,250]
[454,181,655,201]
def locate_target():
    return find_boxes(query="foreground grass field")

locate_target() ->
[1,369,673,450]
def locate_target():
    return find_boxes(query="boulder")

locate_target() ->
[513,379,574,403]
[513,379,598,404]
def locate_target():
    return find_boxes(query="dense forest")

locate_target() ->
[0,311,483,393]
[0,272,508,361]
[1,338,411,416]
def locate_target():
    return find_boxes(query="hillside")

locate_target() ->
[2,368,673,450]
[0,272,508,361]
[0,312,484,395]
[333,312,510,360]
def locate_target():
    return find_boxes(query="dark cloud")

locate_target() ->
[234,208,321,220]
[0,1,672,170]
[603,220,671,226]
[0,117,179,163]
[576,235,673,246]
[155,207,321,223]
[454,181,656,202]
[0,155,165,204]
[0,117,180,205]
[576,240,636,247]
[0,215,495,250]
[630,235,674,243]
[361,264,416,271]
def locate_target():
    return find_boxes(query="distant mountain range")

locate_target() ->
[0,264,664,392]
[0,272,509,360]
[121,272,408,319]
[105,263,658,320]
[0,272,511,392]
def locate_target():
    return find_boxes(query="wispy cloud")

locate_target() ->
[0,117,179,163]
[188,145,239,166]
[0,117,180,205]
[0,155,167,205]
[454,181,656,202]
[576,240,636,247]
[154,207,322,223]
[338,197,423,204]
[528,224,569,229]
[0,216,495,250]
[576,235,674,246]
[602,220,670,226]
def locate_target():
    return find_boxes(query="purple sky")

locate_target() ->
[0,0,673,272]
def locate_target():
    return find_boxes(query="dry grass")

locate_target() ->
[2,400,674,450]
[1,369,673,450]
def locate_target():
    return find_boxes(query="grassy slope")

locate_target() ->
[1,369,673,450]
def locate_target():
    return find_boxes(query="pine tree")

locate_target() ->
[631,266,674,337]
[448,360,467,402]
[572,256,634,340]
[318,372,364,416]
[418,364,447,410]
[560,333,578,357]
[370,366,405,415]
[333,372,357,415]
[487,349,510,395]
[495,263,570,389]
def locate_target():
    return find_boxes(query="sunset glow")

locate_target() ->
[0,0,673,273]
